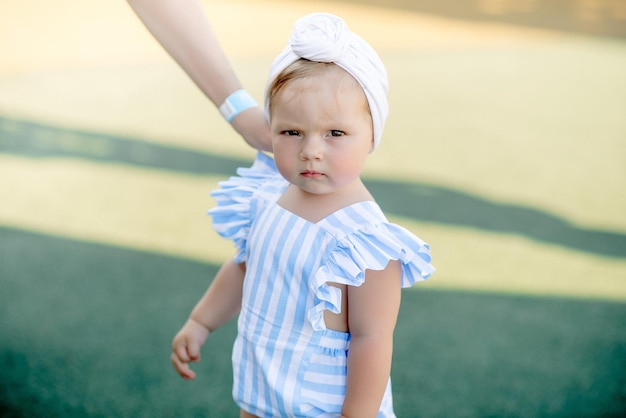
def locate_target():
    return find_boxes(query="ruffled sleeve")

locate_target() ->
[208,152,280,263]
[308,223,435,331]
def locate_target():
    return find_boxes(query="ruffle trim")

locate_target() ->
[308,223,435,331]
[208,152,279,262]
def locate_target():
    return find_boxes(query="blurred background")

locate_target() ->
[1,0,625,417]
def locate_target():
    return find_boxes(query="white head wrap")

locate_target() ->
[265,12,389,150]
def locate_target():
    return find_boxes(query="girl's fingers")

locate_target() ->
[171,323,209,379]
[172,340,191,362]
[187,339,201,362]
[171,351,196,380]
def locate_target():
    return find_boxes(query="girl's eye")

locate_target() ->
[282,130,300,137]
[329,130,345,137]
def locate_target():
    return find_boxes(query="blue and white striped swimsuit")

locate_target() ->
[209,152,434,417]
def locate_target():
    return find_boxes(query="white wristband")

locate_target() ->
[219,89,258,123]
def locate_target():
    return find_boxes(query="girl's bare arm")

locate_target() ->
[342,260,402,417]
[189,259,245,331]
[171,259,245,379]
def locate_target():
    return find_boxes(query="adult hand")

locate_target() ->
[231,107,272,152]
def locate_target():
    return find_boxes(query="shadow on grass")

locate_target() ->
[2,115,625,259]
[366,180,626,258]
[1,227,625,417]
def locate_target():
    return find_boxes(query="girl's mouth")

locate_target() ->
[300,170,324,178]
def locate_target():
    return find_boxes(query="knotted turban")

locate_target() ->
[265,12,389,150]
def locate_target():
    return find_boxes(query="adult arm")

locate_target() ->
[127,0,271,151]
[342,260,402,417]
[171,258,245,379]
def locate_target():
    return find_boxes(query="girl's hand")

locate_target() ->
[170,319,211,380]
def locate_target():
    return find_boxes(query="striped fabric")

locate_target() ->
[209,152,434,417]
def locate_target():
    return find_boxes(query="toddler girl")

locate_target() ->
[171,12,435,417]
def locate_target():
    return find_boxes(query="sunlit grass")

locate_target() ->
[2,153,624,302]
[1,2,625,416]
[397,217,626,301]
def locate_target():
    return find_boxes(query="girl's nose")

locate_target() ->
[299,136,323,160]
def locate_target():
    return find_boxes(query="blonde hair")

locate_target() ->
[267,58,370,120]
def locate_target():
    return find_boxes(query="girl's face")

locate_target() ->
[270,66,374,198]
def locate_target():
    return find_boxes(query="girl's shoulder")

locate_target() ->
[246,152,288,200]
[211,152,287,204]
[318,200,435,286]
[308,205,435,330]
[208,153,286,259]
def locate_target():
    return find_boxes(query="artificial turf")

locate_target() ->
[2,227,625,417]
[2,1,625,416]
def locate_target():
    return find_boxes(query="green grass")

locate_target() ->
[1,4,625,415]
[1,227,625,417]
